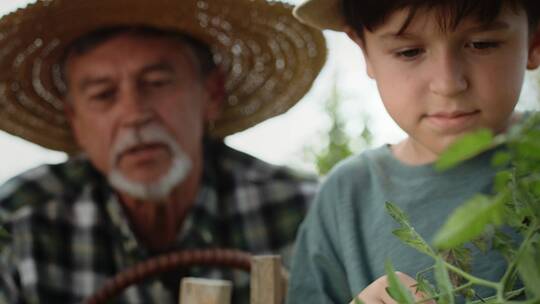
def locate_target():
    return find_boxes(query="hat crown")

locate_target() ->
[293,0,346,31]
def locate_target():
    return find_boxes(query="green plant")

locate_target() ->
[381,113,540,303]
[306,80,372,175]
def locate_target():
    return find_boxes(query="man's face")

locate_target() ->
[65,34,221,193]
[354,5,540,163]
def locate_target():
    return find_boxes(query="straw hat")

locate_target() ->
[293,0,346,31]
[0,0,327,153]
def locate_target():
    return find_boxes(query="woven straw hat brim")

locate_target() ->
[0,0,327,153]
[293,0,346,31]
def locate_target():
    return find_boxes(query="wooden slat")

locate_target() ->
[179,277,232,304]
[250,255,284,304]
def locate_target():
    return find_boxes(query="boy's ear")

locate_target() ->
[345,26,375,79]
[527,24,540,70]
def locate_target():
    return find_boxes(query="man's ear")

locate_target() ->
[203,68,225,123]
[64,99,74,121]
[63,99,84,148]
[345,26,375,79]
[527,24,540,70]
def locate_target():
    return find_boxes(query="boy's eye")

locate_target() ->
[395,48,424,59]
[468,41,500,50]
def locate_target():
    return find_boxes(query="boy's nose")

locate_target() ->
[429,53,468,97]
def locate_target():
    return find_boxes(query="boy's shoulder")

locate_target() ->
[328,145,393,174]
[321,145,392,188]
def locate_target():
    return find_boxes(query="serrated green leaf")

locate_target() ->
[385,261,416,304]
[515,140,540,160]
[472,235,489,254]
[415,276,437,299]
[436,129,495,171]
[393,228,434,257]
[516,243,540,297]
[434,257,455,304]
[516,182,540,221]
[493,231,517,263]
[442,247,472,289]
[530,179,540,197]
[386,201,410,225]
[386,202,435,256]
[493,171,512,193]
[491,151,511,167]
[433,193,507,249]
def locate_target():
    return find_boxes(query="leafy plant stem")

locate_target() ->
[451,282,475,295]
[505,296,540,304]
[497,222,539,301]
[415,282,475,304]
[417,266,435,277]
[443,262,500,290]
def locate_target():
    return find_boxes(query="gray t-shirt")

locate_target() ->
[287,145,507,303]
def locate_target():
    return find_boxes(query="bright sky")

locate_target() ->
[0,0,539,183]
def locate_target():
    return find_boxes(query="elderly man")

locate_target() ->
[0,0,326,303]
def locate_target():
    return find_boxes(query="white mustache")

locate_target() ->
[110,123,178,164]
[107,122,193,202]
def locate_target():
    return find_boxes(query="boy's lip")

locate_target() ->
[424,110,481,131]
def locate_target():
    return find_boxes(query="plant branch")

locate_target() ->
[498,222,539,301]
[444,262,500,290]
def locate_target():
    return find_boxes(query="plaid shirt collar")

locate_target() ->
[103,162,224,262]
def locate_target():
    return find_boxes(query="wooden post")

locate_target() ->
[179,277,232,304]
[250,255,284,304]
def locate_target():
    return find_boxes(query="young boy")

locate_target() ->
[287,0,540,303]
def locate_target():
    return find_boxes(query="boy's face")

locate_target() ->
[350,5,540,164]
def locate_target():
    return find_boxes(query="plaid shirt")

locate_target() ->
[0,140,317,304]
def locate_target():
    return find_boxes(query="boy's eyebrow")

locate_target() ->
[378,20,510,41]
[464,21,510,33]
[378,32,419,41]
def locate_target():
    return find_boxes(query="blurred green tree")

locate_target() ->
[306,80,373,175]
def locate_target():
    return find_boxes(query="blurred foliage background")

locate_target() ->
[304,80,373,175]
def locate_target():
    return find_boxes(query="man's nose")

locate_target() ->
[120,87,154,127]
[429,51,468,97]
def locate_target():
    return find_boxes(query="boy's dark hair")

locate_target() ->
[343,0,540,37]
[60,25,216,92]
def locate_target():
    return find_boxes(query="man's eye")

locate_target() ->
[395,48,424,59]
[90,90,115,101]
[143,78,172,88]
